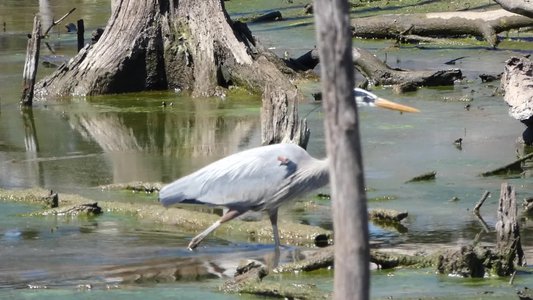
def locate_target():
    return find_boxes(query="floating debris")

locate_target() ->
[405,171,436,183]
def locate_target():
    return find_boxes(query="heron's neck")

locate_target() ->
[302,158,330,189]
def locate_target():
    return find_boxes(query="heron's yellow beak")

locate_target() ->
[374,97,420,113]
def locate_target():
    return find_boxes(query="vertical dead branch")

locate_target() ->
[314,0,369,299]
[261,84,310,149]
[495,183,526,275]
[474,190,491,213]
[21,16,41,107]
[77,19,85,52]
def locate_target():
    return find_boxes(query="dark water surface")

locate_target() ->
[2,0,533,299]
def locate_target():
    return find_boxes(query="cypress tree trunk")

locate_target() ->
[35,0,297,99]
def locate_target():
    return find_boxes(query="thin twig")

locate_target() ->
[509,270,517,285]
[474,190,491,213]
[43,8,76,37]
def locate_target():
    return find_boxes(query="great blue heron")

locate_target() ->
[159,89,418,250]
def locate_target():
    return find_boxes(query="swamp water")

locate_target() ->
[1,0,533,299]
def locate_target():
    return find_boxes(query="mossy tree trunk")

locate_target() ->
[35,0,297,99]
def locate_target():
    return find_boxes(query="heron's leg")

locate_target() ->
[188,209,244,250]
[268,208,280,248]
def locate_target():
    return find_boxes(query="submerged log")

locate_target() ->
[241,11,282,23]
[261,84,310,149]
[353,48,462,87]
[368,209,408,223]
[405,171,437,183]
[99,181,163,193]
[20,16,41,107]
[351,9,533,48]
[40,202,103,216]
[221,259,329,299]
[479,152,533,177]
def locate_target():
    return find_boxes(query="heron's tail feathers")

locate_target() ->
[159,184,202,207]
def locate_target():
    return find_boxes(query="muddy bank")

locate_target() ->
[0,187,330,246]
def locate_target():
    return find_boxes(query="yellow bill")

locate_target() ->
[374,97,420,113]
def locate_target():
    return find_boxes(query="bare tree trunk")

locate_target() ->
[494,0,533,18]
[35,0,299,99]
[314,0,369,299]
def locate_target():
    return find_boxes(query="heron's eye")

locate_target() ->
[363,96,374,104]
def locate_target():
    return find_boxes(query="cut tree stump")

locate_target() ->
[261,84,310,149]
[20,16,41,107]
[351,9,533,48]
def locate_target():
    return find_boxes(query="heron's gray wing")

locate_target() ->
[159,144,306,210]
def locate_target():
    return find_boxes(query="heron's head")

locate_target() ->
[353,88,419,113]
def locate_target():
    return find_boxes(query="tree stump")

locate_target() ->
[35,0,299,99]
[494,183,525,276]
[20,16,41,106]
[261,84,310,149]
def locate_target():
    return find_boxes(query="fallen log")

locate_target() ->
[288,47,461,88]
[351,9,533,48]
[494,0,533,18]
[353,47,462,87]
[243,11,282,23]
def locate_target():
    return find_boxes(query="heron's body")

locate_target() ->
[160,143,329,212]
[159,88,418,250]
[159,143,329,249]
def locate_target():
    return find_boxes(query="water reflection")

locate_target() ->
[1,95,261,188]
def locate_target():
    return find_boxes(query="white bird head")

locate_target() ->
[353,88,420,113]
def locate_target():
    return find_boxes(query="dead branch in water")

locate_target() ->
[474,190,491,213]
[42,8,76,37]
